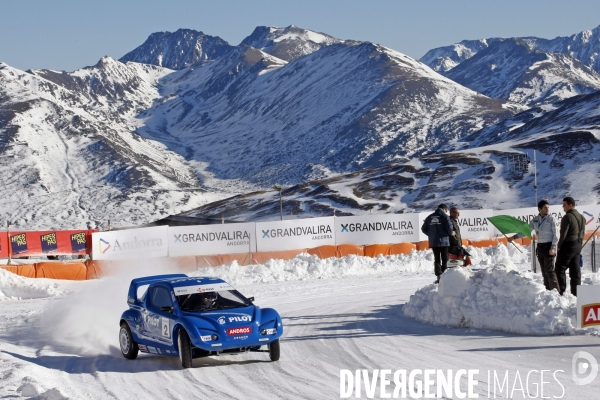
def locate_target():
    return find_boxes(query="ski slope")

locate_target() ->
[0,246,599,399]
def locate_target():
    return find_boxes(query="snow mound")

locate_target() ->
[192,244,530,286]
[191,251,435,285]
[403,265,586,335]
[0,268,66,300]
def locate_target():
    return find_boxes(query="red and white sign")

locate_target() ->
[227,326,252,336]
[582,303,600,328]
[577,285,600,329]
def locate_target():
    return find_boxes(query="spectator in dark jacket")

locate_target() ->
[556,196,586,296]
[421,204,455,283]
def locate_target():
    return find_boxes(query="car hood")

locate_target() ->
[181,306,259,331]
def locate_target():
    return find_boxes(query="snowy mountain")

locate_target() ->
[420,38,504,73]
[179,89,600,221]
[240,25,345,61]
[137,40,522,191]
[460,89,600,148]
[530,24,600,74]
[421,25,600,75]
[444,38,600,106]
[119,29,233,70]
[3,23,599,230]
[0,59,222,229]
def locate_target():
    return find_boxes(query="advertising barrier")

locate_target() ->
[335,213,420,245]
[6,230,95,257]
[168,223,256,257]
[454,209,495,240]
[91,226,169,260]
[577,285,600,329]
[579,204,600,230]
[255,217,335,252]
[0,232,7,258]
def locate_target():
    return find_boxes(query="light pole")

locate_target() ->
[273,184,283,221]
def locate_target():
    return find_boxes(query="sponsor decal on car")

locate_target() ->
[227,326,252,336]
[200,335,212,342]
[173,283,234,296]
[233,335,248,340]
[264,328,276,335]
[259,338,269,341]
[228,315,251,323]
[147,346,157,354]
[138,344,148,352]
[211,343,222,347]
[218,316,226,324]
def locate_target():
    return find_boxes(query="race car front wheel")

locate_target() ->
[119,322,139,360]
[269,339,280,361]
[178,329,193,369]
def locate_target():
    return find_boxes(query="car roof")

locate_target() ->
[160,276,228,289]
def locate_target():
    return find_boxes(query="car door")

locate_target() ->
[144,285,175,348]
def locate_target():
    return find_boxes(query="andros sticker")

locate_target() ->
[227,326,252,336]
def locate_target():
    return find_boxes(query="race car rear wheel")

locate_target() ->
[268,339,280,361]
[119,322,139,360]
[178,329,193,369]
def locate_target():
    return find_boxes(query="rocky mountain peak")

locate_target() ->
[240,25,343,61]
[119,28,233,70]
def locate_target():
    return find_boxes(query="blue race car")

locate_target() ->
[119,274,283,368]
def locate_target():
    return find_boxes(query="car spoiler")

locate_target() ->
[127,274,188,305]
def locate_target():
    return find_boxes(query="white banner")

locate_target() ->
[335,213,420,245]
[256,217,335,252]
[578,204,600,230]
[168,223,256,257]
[577,285,600,329]
[418,212,430,242]
[454,209,495,240]
[92,226,169,260]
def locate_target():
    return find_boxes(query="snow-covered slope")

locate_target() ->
[119,29,233,70]
[138,41,522,190]
[420,38,504,73]
[421,24,600,75]
[444,38,600,106]
[531,24,600,73]
[179,88,600,221]
[240,25,345,61]
[0,59,221,229]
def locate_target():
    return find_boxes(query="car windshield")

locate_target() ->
[176,289,252,312]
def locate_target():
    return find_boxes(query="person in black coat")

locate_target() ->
[556,196,586,296]
[421,204,455,283]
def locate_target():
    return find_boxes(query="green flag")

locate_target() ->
[487,215,532,239]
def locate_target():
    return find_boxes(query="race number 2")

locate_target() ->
[161,318,170,338]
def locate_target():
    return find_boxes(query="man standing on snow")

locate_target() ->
[529,200,559,291]
[556,197,586,296]
[421,204,455,284]
[448,207,463,254]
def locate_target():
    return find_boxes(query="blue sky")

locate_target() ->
[2,0,600,71]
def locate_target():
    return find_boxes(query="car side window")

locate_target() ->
[150,286,173,309]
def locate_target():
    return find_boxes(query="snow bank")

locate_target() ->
[191,251,434,285]
[191,243,531,286]
[0,268,65,300]
[403,265,593,335]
